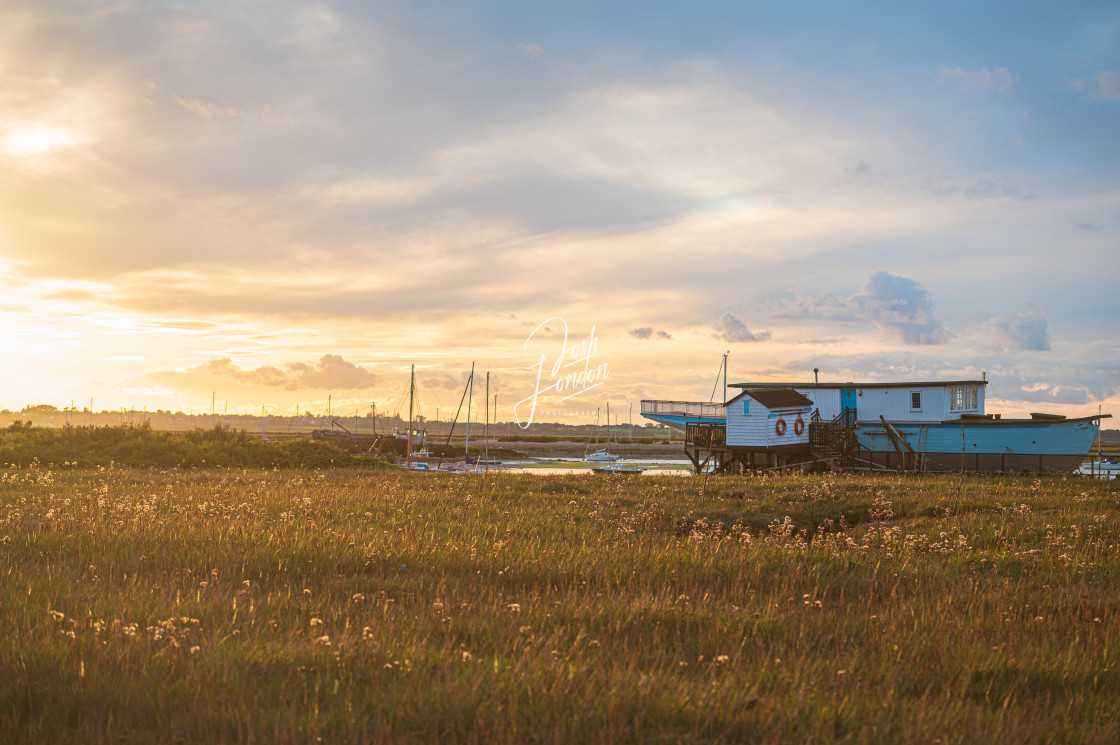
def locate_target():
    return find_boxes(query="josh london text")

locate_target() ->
[514,316,610,428]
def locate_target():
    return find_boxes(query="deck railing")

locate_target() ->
[686,422,726,448]
[640,400,726,419]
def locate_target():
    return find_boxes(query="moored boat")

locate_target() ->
[641,376,1110,475]
[591,464,645,475]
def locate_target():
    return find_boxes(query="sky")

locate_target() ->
[1,0,1118,425]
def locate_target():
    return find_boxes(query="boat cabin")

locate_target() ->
[728,380,988,425]
[725,388,814,450]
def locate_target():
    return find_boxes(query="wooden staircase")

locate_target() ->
[808,408,862,470]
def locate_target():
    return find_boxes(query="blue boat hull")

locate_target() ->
[854,417,1101,474]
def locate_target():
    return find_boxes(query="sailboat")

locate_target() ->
[586,402,644,474]
[429,364,497,473]
[585,404,622,463]
[402,365,437,470]
[468,372,503,468]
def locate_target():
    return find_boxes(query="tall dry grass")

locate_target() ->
[1,463,1117,743]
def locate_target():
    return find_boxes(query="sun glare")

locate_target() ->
[1,126,80,158]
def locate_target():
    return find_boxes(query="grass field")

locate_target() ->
[2,463,1118,743]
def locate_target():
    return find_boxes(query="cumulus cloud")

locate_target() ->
[775,271,950,345]
[973,307,1051,351]
[629,327,673,340]
[204,354,378,390]
[936,65,1016,93]
[714,314,770,343]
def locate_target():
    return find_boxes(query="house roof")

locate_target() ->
[728,380,987,390]
[729,387,814,409]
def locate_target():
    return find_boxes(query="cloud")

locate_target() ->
[516,42,545,59]
[935,66,1016,93]
[927,176,1029,201]
[1064,71,1120,102]
[441,168,698,235]
[776,272,950,345]
[1095,71,1120,100]
[629,327,673,340]
[204,354,379,390]
[174,96,292,125]
[973,308,1051,351]
[714,314,770,343]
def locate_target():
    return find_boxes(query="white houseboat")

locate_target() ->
[641,377,1109,474]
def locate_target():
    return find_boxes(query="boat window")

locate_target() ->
[950,385,978,412]
[743,400,750,415]
[910,391,921,411]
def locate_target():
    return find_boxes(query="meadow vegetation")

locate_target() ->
[1,462,1117,743]
[0,422,388,470]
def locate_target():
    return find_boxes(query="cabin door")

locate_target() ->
[840,389,857,420]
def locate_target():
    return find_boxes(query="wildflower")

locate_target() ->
[716,655,730,664]
[310,618,323,628]
[462,651,473,662]
[507,603,521,613]
[314,635,331,646]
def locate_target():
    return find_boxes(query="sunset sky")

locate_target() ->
[2,0,1117,425]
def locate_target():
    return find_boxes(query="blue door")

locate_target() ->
[841,389,857,422]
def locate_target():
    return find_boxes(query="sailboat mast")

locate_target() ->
[722,351,729,404]
[407,364,414,462]
[485,371,490,467]
[465,362,474,458]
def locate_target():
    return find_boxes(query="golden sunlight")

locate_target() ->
[1,125,80,158]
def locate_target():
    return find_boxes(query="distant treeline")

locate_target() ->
[0,421,393,470]
[1,405,669,439]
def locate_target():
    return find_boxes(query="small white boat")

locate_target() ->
[585,403,622,463]
[591,464,644,475]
